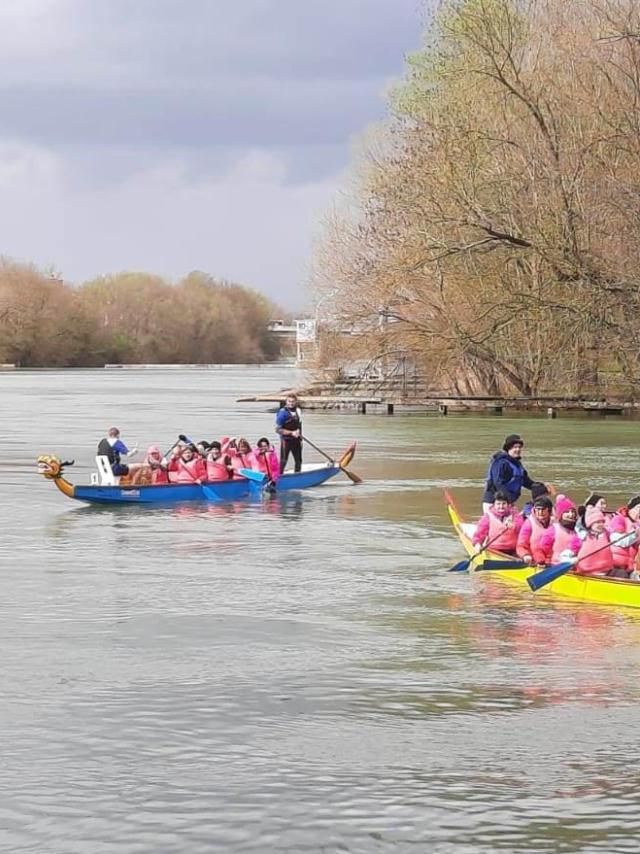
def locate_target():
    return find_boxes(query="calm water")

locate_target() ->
[2,367,640,853]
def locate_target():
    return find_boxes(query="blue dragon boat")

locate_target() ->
[36,445,357,506]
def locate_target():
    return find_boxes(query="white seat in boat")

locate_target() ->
[95,455,119,486]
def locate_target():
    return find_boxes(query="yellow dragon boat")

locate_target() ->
[446,492,640,610]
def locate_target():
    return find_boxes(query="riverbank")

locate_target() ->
[104,362,295,370]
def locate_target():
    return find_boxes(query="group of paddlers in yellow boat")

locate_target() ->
[474,433,640,581]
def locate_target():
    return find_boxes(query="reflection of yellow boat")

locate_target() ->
[446,492,640,610]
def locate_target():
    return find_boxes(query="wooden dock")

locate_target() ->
[238,389,634,417]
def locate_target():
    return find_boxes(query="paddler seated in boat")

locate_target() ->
[574,506,626,578]
[144,445,169,485]
[205,441,234,481]
[538,494,581,564]
[196,440,211,458]
[229,437,254,474]
[482,434,544,513]
[576,494,608,539]
[606,495,640,573]
[521,483,551,518]
[97,427,144,480]
[516,496,553,564]
[251,437,280,484]
[472,490,523,556]
[167,443,207,484]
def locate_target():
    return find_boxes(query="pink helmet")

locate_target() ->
[585,506,606,528]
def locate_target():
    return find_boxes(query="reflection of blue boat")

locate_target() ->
[36,445,356,506]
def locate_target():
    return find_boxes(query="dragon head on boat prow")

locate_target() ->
[37,454,75,479]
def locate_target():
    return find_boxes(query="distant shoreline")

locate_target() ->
[0,362,298,372]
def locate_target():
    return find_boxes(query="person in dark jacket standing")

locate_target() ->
[276,393,303,473]
[482,434,543,512]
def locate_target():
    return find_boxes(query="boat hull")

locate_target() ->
[51,463,344,505]
[446,494,640,610]
[73,479,253,504]
[275,466,340,491]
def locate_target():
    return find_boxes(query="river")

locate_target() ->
[2,366,640,853]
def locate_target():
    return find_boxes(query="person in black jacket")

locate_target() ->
[97,427,142,478]
[276,393,303,473]
[482,434,544,512]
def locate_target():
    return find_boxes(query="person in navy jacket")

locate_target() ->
[482,434,543,512]
[275,393,303,473]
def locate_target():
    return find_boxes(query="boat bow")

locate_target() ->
[37,454,76,499]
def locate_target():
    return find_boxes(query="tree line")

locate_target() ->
[313,0,640,397]
[0,261,282,366]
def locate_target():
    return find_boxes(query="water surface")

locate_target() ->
[2,367,640,853]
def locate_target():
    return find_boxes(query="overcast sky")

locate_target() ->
[0,1,425,309]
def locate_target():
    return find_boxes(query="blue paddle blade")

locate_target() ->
[238,467,267,483]
[527,561,574,592]
[448,557,472,573]
[481,559,528,571]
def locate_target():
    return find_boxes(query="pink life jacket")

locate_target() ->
[230,451,253,474]
[529,514,549,553]
[151,466,169,485]
[576,531,613,576]
[145,451,169,484]
[607,513,637,570]
[169,457,206,483]
[206,454,232,481]
[486,509,519,553]
[517,514,551,562]
[250,448,280,481]
[549,522,581,564]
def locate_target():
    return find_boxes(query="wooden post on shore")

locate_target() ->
[359,402,367,414]
[387,403,394,415]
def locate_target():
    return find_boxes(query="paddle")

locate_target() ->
[480,558,528,571]
[162,434,191,459]
[301,436,363,484]
[527,528,639,591]
[259,446,278,494]
[526,559,576,591]
[448,526,514,572]
[238,467,267,483]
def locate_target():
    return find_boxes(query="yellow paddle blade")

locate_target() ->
[341,466,363,485]
[338,442,356,469]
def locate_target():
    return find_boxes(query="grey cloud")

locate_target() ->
[75,0,427,83]
[0,77,390,149]
[57,143,345,190]
[0,0,428,305]
[0,0,426,173]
